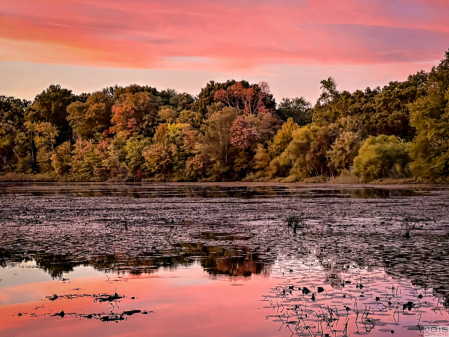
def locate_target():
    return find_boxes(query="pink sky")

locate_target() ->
[1,0,448,101]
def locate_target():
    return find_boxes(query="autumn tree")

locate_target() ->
[191,80,238,119]
[214,81,276,115]
[110,91,158,137]
[326,131,362,172]
[67,90,113,139]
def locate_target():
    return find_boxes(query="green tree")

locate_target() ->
[124,135,151,178]
[327,131,362,172]
[268,118,299,157]
[199,107,239,180]
[353,135,411,181]
[409,51,449,181]
[25,122,60,173]
[25,85,74,143]
[71,138,103,180]
[369,71,427,140]
[142,123,192,180]
[268,124,334,180]
[51,141,73,175]
[0,96,29,172]
[276,97,312,126]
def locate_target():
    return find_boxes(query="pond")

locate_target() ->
[1,183,449,336]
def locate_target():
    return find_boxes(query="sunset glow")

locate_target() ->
[1,0,449,100]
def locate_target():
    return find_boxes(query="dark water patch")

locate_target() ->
[194,231,252,241]
[0,182,443,199]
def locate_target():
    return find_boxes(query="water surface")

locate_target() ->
[1,183,448,336]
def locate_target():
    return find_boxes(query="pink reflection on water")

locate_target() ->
[1,260,448,337]
[0,262,279,337]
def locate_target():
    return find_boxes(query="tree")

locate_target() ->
[113,84,159,100]
[176,109,199,125]
[268,124,334,180]
[191,80,237,119]
[214,81,276,115]
[0,96,29,172]
[251,144,271,171]
[408,51,449,181]
[229,112,280,150]
[142,123,192,180]
[166,91,194,111]
[51,142,72,175]
[326,131,362,172]
[199,107,239,180]
[268,118,299,157]
[25,85,74,143]
[71,138,103,180]
[312,74,427,140]
[67,90,112,139]
[124,136,151,179]
[230,115,259,150]
[353,135,411,181]
[369,71,427,140]
[158,106,179,124]
[102,132,128,178]
[276,97,312,126]
[24,121,60,173]
[110,91,158,137]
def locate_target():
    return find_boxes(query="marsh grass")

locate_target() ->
[285,213,307,233]
[403,215,417,239]
[328,171,361,184]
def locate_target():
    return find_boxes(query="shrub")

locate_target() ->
[353,135,411,182]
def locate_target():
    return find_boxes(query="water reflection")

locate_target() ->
[1,255,448,337]
[0,261,279,337]
[1,183,449,336]
[1,243,270,279]
[0,182,437,199]
[263,260,449,337]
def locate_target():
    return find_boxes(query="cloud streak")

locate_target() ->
[1,0,448,71]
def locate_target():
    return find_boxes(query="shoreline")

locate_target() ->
[1,180,448,189]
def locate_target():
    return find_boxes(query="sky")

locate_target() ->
[1,0,448,103]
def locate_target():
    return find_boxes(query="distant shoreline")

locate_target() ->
[1,179,447,189]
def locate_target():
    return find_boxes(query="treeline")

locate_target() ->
[1,51,449,182]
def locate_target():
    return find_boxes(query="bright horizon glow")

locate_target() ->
[1,0,448,102]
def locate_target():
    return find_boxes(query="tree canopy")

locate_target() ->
[1,50,449,182]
